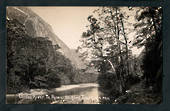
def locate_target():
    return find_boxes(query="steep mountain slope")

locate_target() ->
[6,6,85,69]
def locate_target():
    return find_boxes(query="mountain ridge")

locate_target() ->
[7,6,85,69]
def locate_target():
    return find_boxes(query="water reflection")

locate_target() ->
[6,83,117,104]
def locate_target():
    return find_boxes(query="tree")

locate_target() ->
[78,7,134,96]
[133,7,162,92]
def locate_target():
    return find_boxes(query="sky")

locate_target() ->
[30,7,98,49]
[29,7,144,56]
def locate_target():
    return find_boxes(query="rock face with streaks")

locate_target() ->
[7,6,85,69]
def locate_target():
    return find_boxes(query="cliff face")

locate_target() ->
[6,6,85,69]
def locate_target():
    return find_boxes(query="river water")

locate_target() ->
[6,83,108,104]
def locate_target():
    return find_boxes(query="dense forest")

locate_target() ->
[7,18,97,94]
[78,7,162,104]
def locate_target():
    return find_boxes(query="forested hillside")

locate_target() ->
[7,6,85,69]
[7,18,97,94]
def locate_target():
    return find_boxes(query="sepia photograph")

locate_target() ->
[6,6,162,104]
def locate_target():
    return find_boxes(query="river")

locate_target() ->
[6,83,105,104]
